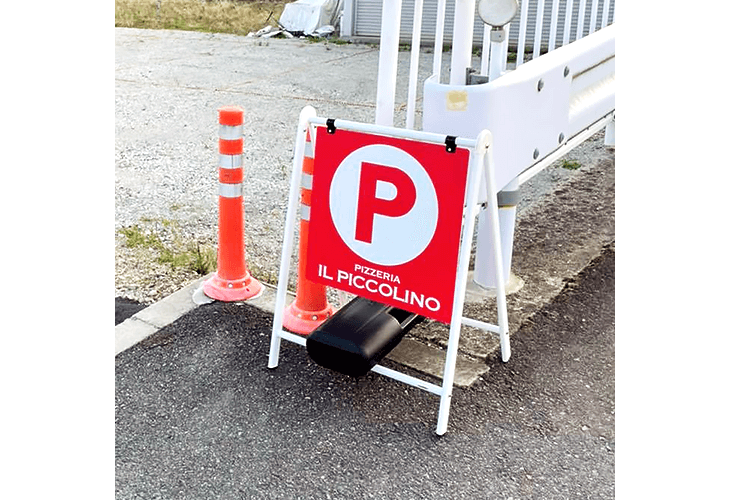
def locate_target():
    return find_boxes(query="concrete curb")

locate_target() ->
[115,273,295,356]
[116,274,213,356]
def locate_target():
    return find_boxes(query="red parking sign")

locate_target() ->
[305,128,470,323]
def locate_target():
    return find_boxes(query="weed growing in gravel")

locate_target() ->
[190,243,217,275]
[118,223,217,276]
[247,262,280,288]
[119,225,165,250]
[158,247,191,268]
[561,159,582,170]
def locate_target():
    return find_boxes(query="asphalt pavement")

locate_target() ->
[115,245,614,499]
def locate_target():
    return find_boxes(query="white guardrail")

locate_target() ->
[423,22,615,194]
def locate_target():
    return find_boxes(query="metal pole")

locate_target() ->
[589,0,599,34]
[449,0,476,85]
[406,0,424,130]
[562,0,575,46]
[548,0,560,51]
[576,0,587,40]
[601,0,611,28]
[487,27,508,79]
[480,24,491,76]
[533,0,546,60]
[432,0,447,83]
[516,0,530,66]
[375,0,403,126]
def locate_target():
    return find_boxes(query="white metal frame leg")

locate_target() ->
[268,106,317,369]
[436,130,508,434]
[484,144,511,363]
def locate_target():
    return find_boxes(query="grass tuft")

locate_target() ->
[561,159,582,170]
[190,243,217,275]
[119,225,164,250]
[119,223,217,276]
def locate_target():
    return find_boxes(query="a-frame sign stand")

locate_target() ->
[268,106,511,435]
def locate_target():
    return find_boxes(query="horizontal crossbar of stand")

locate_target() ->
[277,329,306,347]
[273,328,444,396]
[309,116,479,150]
[461,316,500,333]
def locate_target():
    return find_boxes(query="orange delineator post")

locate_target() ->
[282,129,335,334]
[203,106,263,302]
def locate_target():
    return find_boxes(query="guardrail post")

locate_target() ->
[605,114,615,146]
[474,178,518,290]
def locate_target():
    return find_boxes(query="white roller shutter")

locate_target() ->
[348,0,614,51]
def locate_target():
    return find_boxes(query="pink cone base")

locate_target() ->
[203,272,263,302]
[282,301,335,336]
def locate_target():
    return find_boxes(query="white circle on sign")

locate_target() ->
[329,144,438,266]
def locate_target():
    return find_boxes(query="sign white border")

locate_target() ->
[268,108,511,436]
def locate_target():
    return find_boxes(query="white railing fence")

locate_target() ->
[513,0,616,66]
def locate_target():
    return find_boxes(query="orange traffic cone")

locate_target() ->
[283,129,335,334]
[203,106,263,302]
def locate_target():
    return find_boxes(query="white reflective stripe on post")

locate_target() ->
[301,173,313,190]
[300,203,311,221]
[219,124,243,140]
[219,154,243,168]
[304,139,314,158]
[219,183,243,198]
